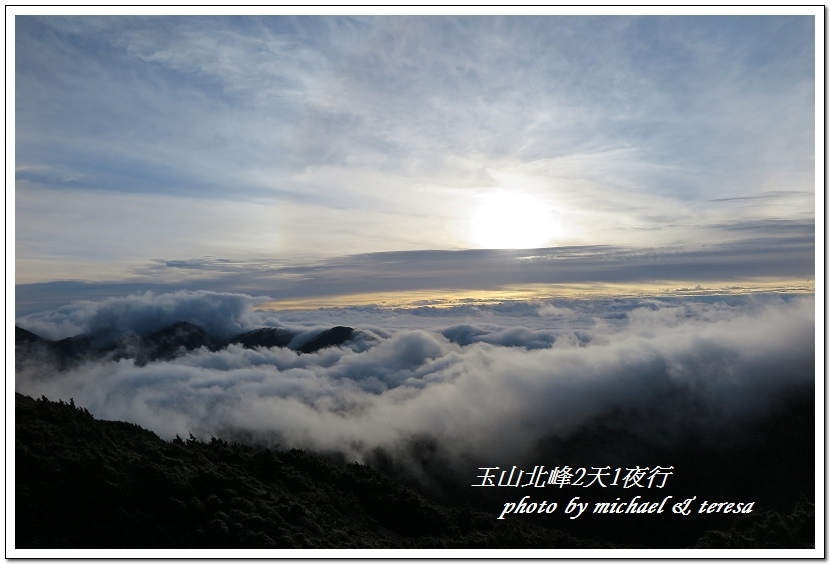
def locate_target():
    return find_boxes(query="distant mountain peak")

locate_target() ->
[15,322,362,371]
[231,327,295,349]
[297,326,355,354]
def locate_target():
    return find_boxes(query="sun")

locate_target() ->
[468,190,559,249]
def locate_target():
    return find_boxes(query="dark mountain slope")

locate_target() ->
[14,394,814,550]
[14,393,610,549]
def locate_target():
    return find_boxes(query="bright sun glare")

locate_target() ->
[469,191,558,249]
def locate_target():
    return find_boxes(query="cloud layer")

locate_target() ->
[16,291,815,488]
[15,234,815,316]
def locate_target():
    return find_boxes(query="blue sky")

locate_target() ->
[13,12,818,309]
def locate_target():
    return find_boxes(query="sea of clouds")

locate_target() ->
[15,290,815,489]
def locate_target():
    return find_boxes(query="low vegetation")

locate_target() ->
[15,393,813,550]
[15,393,609,549]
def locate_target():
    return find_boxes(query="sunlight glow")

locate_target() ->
[468,190,560,249]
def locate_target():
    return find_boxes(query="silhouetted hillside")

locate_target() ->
[298,326,355,354]
[14,322,361,370]
[14,393,814,550]
[141,321,219,362]
[230,327,295,349]
[15,393,613,549]
[15,326,42,344]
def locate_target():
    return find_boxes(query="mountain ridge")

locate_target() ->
[15,322,361,369]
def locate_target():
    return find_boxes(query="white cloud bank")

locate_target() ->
[15,291,815,487]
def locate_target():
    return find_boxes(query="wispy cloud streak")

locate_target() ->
[15,14,816,284]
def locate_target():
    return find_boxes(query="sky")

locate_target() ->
[12,10,819,312]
